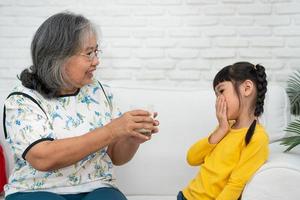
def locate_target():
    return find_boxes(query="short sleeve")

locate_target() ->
[102,85,122,120]
[4,94,54,160]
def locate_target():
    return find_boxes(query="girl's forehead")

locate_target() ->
[215,81,231,89]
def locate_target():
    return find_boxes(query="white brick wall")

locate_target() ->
[0,0,300,90]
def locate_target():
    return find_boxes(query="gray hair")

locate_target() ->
[19,12,97,98]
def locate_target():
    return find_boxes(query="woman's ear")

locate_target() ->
[242,80,255,97]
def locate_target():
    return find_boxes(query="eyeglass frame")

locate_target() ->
[79,49,102,61]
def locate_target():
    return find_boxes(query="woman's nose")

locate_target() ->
[92,56,100,66]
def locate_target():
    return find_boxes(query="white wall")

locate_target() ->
[1,0,300,90]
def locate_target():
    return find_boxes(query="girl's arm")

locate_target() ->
[216,132,269,200]
[186,136,216,166]
[187,95,229,166]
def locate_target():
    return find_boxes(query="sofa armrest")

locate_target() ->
[242,142,300,200]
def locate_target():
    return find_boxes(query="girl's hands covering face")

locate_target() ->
[216,95,229,133]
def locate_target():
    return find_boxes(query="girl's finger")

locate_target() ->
[217,97,223,114]
[223,100,227,116]
[221,98,225,115]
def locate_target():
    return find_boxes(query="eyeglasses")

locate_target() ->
[79,49,102,61]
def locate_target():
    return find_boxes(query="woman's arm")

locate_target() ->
[25,110,155,171]
[107,137,141,166]
[25,126,113,171]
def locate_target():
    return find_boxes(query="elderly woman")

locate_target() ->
[3,12,159,200]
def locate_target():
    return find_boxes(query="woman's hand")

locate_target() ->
[106,110,159,142]
[128,112,160,144]
[106,111,159,165]
[209,95,229,144]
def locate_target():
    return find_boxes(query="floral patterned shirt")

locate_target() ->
[3,79,122,196]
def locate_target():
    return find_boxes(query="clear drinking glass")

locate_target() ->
[130,104,155,136]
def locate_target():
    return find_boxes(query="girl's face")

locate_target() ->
[63,35,99,91]
[214,81,240,120]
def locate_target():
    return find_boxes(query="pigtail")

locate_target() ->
[254,64,267,117]
[245,119,257,145]
[245,64,267,145]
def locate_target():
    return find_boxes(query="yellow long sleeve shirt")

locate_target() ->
[183,124,269,200]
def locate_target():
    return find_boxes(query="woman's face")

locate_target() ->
[214,81,240,120]
[63,35,99,91]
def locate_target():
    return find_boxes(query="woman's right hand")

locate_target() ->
[106,110,156,141]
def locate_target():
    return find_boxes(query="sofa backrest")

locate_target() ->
[0,84,290,195]
[111,84,290,195]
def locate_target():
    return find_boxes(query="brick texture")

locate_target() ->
[0,0,300,91]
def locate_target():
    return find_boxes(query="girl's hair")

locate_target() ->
[19,12,97,98]
[213,61,267,145]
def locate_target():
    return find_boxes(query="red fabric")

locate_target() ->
[0,145,7,192]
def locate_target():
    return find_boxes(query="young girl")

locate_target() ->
[178,62,269,200]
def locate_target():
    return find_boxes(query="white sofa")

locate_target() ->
[1,84,300,200]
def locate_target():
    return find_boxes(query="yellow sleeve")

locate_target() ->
[216,132,269,200]
[186,137,216,166]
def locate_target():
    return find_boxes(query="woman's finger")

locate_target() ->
[151,127,159,134]
[132,116,154,123]
[132,130,150,140]
[153,120,159,126]
[129,110,151,116]
[134,122,155,131]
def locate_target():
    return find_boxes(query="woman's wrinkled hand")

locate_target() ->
[106,110,159,142]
